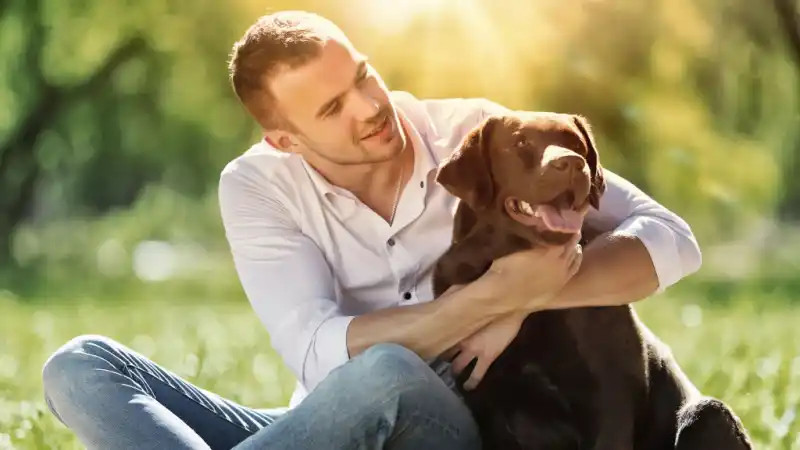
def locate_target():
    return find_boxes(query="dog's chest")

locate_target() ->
[492,307,649,408]
[503,311,597,389]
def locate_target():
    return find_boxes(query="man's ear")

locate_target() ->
[572,114,605,210]
[263,131,296,150]
[436,116,500,211]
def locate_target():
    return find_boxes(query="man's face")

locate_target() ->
[267,39,406,166]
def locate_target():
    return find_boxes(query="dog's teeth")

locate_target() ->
[519,201,535,216]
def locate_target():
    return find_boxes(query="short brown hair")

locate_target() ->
[228,11,345,131]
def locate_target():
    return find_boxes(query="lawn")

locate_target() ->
[0,288,797,449]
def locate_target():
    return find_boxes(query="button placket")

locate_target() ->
[385,239,417,303]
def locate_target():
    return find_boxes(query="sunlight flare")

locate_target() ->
[360,0,448,33]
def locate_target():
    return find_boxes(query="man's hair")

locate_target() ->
[227,11,346,131]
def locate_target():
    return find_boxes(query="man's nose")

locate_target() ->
[542,146,585,172]
[352,90,380,119]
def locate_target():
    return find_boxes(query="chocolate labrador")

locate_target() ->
[431,111,753,450]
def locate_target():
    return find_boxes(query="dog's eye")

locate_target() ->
[516,137,528,148]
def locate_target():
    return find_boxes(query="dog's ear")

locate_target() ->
[572,115,605,210]
[436,116,500,211]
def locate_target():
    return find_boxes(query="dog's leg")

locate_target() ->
[635,346,691,450]
[634,321,754,450]
[633,319,698,449]
[673,397,753,450]
[463,366,583,450]
[565,307,644,450]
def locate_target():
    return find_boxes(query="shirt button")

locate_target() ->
[420,181,425,188]
[403,292,412,300]
[387,238,395,247]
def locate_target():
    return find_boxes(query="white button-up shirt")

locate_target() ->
[217,91,702,407]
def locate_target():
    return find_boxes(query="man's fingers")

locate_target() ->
[444,283,466,295]
[451,351,476,375]
[557,233,582,259]
[568,232,582,248]
[569,244,583,276]
[441,346,460,362]
[463,358,490,391]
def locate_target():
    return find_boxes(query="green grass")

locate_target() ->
[0,289,798,449]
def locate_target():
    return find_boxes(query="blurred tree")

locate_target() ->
[772,0,800,222]
[0,0,148,261]
[0,0,279,265]
[0,0,796,281]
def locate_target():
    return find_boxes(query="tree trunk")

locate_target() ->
[0,37,148,263]
[772,0,800,221]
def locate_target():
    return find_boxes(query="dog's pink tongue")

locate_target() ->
[536,205,583,233]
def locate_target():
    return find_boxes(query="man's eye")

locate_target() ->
[327,102,342,117]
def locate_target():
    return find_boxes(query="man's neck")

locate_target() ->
[348,148,412,195]
[314,142,415,222]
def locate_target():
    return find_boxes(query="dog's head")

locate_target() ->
[436,112,606,244]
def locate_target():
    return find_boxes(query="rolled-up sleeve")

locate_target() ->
[586,170,703,292]
[218,165,353,392]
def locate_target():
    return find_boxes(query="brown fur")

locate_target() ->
[431,112,753,450]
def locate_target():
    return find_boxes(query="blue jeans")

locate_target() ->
[41,335,480,450]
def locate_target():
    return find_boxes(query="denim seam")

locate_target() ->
[382,380,468,445]
[119,363,258,435]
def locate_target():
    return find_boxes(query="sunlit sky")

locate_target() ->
[351,0,557,105]
[360,0,449,33]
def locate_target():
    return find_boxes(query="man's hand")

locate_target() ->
[445,311,528,390]
[345,233,583,364]
[439,233,583,391]
[482,233,584,314]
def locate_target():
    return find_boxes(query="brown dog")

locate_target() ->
[431,112,753,450]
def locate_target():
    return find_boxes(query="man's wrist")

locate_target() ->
[456,273,510,318]
[505,310,531,327]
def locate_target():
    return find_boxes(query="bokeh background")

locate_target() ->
[1,0,799,448]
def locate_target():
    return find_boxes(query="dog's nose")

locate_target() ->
[543,146,585,172]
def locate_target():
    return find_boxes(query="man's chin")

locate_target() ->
[362,131,405,161]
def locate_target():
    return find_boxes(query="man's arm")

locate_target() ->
[542,169,702,310]
[345,282,497,360]
[218,163,574,391]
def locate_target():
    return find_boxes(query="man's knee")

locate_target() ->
[321,343,440,405]
[41,334,117,414]
[316,343,479,448]
[358,342,428,371]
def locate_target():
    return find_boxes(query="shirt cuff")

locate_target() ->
[612,214,684,293]
[303,314,356,392]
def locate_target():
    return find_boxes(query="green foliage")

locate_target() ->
[0,0,798,266]
[0,292,797,449]
[6,185,240,302]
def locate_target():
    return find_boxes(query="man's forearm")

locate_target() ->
[544,233,660,310]
[346,277,501,361]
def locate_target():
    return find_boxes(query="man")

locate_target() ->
[41,10,702,450]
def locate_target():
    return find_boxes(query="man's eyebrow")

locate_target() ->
[315,59,369,118]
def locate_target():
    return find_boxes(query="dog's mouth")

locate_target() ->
[504,191,588,234]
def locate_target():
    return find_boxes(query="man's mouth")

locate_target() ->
[505,195,587,234]
[361,116,390,140]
